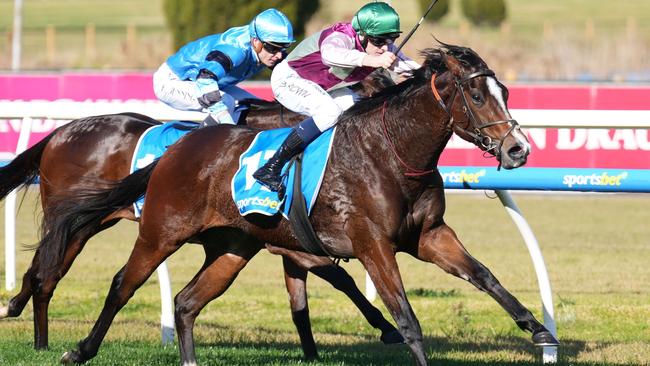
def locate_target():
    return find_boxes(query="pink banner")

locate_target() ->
[439,129,650,169]
[1,73,649,169]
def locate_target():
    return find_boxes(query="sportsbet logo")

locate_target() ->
[237,196,281,210]
[562,171,629,188]
[441,169,487,184]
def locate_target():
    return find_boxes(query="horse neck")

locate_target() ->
[336,86,451,188]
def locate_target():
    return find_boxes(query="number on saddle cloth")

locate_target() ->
[231,127,336,218]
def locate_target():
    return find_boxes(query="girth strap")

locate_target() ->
[288,154,335,257]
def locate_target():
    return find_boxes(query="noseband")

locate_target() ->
[431,69,520,159]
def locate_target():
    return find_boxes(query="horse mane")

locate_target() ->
[339,43,485,122]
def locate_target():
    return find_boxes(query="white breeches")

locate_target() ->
[270,61,359,132]
[152,62,258,123]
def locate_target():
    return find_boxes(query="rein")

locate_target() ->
[380,102,435,177]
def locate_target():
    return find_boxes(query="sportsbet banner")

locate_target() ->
[1,73,649,173]
[439,167,650,192]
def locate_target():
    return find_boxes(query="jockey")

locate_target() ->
[153,8,294,126]
[254,2,420,193]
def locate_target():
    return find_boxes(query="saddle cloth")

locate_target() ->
[231,127,336,219]
[130,121,199,217]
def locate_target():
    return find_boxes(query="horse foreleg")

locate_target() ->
[175,244,261,366]
[414,223,559,346]
[60,237,179,365]
[357,242,427,366]
[269,245,403,347]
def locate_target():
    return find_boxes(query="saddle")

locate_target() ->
[232,127,337,257]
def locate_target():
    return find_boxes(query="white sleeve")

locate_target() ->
[388,44,421,74]
[320,32,367,68]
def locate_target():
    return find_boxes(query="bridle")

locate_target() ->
[431,69,520,159]
[380,67,521,177]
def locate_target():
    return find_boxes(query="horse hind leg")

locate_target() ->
[175,242,261,366]
[279,255,318,360]
[413,223,559,347]
[0,257,39,320]
[0,242,86,350]
[31,218,119,350]
[60,235,181,364]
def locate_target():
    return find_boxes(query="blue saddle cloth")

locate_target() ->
[231,127,336,219]
[131,121,199,217]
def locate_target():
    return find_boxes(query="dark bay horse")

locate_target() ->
[40,44,558,365]
[0,71,401,359]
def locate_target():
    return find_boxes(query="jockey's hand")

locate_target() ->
[362,52,397,69]
[207,102,235,125]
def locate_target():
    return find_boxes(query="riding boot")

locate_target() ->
[253,117,322,193]
[253,130,306,192]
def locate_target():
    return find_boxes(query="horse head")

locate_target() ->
[423,43,530,169]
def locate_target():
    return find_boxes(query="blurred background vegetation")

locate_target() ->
[0,0,649,82]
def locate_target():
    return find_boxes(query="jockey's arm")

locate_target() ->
[321,32,398,70]
[320,32,367,68]
[196,44,245,82]
[388,44,421,77]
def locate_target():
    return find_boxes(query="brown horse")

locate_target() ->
[40,44,558,365]
[0,70,401,359]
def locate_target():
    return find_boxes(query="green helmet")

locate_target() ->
[352,2,401,37]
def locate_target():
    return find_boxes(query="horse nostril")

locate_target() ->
[507,145,525,159]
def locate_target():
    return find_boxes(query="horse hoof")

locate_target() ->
[60,350,84,364]
[532,331,560,347]
[0,305,8,319]
[380,329,405,344]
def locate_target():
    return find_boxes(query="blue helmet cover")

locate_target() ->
[248,8,295,44]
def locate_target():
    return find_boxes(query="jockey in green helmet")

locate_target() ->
[254,2,420,195]
[352,1,403,48]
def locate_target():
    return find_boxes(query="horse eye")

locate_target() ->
[471,92,483,105]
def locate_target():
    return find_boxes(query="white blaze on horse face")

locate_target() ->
[486,77,531,152]
[486,77,508,116]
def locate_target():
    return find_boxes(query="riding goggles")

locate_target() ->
[262,41,291,54]
[366,33,400,47]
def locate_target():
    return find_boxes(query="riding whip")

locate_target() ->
[394,0,440,54]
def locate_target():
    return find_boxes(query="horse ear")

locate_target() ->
[442,52,465,77]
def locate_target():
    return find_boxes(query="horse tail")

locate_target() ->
[0,133,54,199]
[36,160,159,280]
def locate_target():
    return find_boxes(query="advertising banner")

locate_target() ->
[1,74,649,171]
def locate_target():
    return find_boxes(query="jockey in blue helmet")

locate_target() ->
[153,8,294,126]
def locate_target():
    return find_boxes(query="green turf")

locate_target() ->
[1,189,649,365]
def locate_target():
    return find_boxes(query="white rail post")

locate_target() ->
[365,271,377,301]
[156,261,175,344]
[4,116,32,291]
[4,191,16,291]
[495,190,557,364]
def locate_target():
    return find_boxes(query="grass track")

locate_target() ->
[1,189,649,365]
